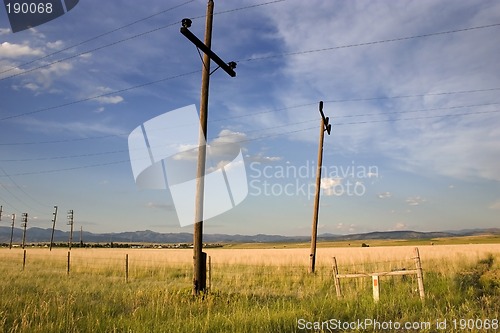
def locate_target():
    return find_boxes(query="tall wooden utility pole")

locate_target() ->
[193,0,213,296]
[180,0,236,295]
[309,101,331,273]
[50,205,58,251]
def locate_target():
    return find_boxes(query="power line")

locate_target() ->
[210,88,500,122]
[1,89,498,145]
[1,14,498,121]
[1,108,498,177]
[333,109,500,126]
[0,20,181,81]
[0,165,49,211]
[0,194,23,214]
[324,87,500,104]
[0,0,286,81]
[0,169,40,212]
[0,0,195,76]
[335,102,500,119]
[0,150,127,162]
[0,70,201,121]
[239,22,500,62]
[0,133,126,146]
[0,160,130,177]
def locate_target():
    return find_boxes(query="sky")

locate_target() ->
[0,0,499,236]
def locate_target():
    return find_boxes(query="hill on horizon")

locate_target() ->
[0,227,498,245]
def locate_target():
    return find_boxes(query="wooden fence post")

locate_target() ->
[125,254,129,283]
[413,247,425,303]
[372,275,380,302]
[332,257,342,297]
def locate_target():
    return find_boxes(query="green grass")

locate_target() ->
[0,249,498,332]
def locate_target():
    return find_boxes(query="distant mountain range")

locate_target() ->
[0,227,498,245]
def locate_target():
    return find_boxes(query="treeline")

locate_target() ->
[0,242,224,249]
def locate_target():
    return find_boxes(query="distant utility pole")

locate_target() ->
[309,101,332,274]
[79,226,83,247]
[180,0,236,295]
[50,205,58,251]
[21,213,28,249]
[0,205,3,221]
[9,213,15,249]
[67,210,74,250]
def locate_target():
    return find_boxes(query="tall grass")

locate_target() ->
[0,245,498,332]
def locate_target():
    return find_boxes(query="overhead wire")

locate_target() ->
[0,92,499,147]
[0,70,201,121]
[0,0,286,82]
[0,3,498,175]
[0,165,49,212]
[0,194,23,214]
[1,15,499,122]
[0,168,40,212]
[0,0,195,76]
[1,108,499,177]
[238,23,500,62]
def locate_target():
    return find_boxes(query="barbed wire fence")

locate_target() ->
[0,247,426,301]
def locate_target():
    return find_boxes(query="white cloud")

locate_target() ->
[46,40,64,49]
[172,129,247,162]
[89,87,124,104]
[257,0,500,181]
[377,192,392,199]
[31,61,73,90]
[23,83,39,92]
[146,202,175,211]
[0,28,10,35]
[393,223,407,230]
[15,117,125,137]
[0,42,43,58]
[95,95,124,104]
[406,196,426,206]
[246,153,282,163]
[321,177,342,196]
[489,200,500,210]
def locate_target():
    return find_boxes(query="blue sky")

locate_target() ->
[0,0,499,236]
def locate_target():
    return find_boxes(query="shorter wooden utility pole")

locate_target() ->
[309,101,331,273]
[21,213,28,249]
[50,205,58,251]
[9,213,15,249]
[67,210,74,250]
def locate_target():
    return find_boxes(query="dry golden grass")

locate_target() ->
[2,243,498,269]
[0,243,498,333]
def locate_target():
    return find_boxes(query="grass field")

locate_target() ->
[0,241,499,332]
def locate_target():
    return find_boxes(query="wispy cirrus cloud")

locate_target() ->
[15,117,126,137]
